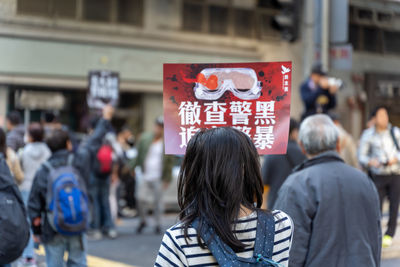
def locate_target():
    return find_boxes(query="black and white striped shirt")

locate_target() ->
[155,210,293,267]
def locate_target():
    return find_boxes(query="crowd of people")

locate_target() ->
[0,66,399,267]
[0,105,175,267]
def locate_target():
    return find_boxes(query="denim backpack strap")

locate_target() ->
[253,211,283,266]
[191,218,239,266]
[254,211,275,259]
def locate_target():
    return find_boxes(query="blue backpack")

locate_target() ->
[44,155,89,235]
[192,211,283,267]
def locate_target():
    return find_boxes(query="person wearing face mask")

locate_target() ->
[116,127,137,217]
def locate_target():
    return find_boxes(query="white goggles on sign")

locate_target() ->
[194,68,262,100]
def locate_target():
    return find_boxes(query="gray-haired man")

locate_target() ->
[274,114,381,267]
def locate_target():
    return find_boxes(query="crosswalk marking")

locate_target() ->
[35,246,139,267]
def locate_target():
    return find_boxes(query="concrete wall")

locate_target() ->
[0,86,8,126]
[0,37,257,86]
[142,93,164,133]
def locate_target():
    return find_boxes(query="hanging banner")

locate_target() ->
[163,62,292,155]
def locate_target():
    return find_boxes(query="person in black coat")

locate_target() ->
[262,118,306,209]
[300,64,338,119]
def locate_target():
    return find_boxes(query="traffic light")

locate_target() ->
[271,0,302,42]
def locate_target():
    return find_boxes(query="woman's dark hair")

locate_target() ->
[46,129,69,153]
[28,123,44,142]
[0,128,7,159]
[178,127,264,252]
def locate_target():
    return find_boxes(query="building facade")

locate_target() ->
[0,0,303,134]
[0,0,399,139]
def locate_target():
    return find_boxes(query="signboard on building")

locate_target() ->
[163,62,292,155]
[315,44,353,70]
[15,90,65,110]
[87,70,119,109]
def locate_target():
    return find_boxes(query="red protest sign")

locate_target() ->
[163,62,291,155]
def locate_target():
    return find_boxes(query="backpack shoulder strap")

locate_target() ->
[42,161,54,172]
[191,218,237,265]
[390,126,400,151]
[253,211,276,261]
[67,154,74,166]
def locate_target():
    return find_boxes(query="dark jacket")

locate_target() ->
[300,78,336,118]
[262,140,306,209]
[27,119,111,243]
[274,151,381,267]
[130,132,174,183]
[6,124,25,152]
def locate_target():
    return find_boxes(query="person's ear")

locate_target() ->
[299,142,307,155]
[336,138,341,154]
[66,140,73,151]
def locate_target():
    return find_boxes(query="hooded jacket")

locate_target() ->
[274,151,381,267]
[20,142,51,192]
[6,124,25,152]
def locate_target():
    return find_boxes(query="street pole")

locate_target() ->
[303,0,315,78]
[321,0,330,72]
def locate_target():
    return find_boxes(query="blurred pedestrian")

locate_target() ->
[132,116,174,234]
[329,113,358,168]
[28,106,114,267]
[18,123,51,266]
[262,118,306,209]
[116,127,137,216]
[0,151,29,267]
[6,111,25,152]
[0,128,24,185]
[359,106,400,248]
[41,111,62,138]
[300,64,338,119]
[274,114,381,267]
[155,127,293,266]
[88,130,118,240]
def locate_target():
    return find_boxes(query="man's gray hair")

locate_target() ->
[299,114,339,155]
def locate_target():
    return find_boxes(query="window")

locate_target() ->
[209,5,228,34]
[384,31,400,54]
[17,0,51,16]
[357,8,373,21]
[363,27,382,53]
[182,0,279,39]
[53,0,76,18]
[17,0,143,27]
[349,24,360,50]
[83,0,111,22]
[117,0,143,26]
[377,12,391,23]
[349,5,400,56]
[234,9,255,38]
[182,2,204,32]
